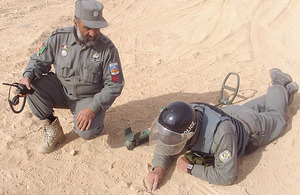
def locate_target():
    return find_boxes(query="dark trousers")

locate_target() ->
[27,73,105,139]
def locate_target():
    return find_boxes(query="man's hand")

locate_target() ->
[18,77,31,97]
[177,156,191,173]
[147,166,164,193]
[76,107,96,131]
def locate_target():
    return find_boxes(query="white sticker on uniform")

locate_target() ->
[61,50,68,57]
[219,150,232,163]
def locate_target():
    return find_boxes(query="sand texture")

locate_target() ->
[0,0,299,194]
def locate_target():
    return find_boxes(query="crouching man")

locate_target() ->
[19,0,124,153]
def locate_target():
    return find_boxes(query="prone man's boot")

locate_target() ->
[286,82,299,105]
[37,118,65,154]
[269,68,292,86]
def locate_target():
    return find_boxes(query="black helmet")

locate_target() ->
[158,101,197,134]
[149,101,197,155]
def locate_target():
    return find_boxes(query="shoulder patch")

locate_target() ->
[109,61,120,82]
[219,150,232,163]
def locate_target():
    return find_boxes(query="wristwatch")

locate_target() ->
[187,164,194,175]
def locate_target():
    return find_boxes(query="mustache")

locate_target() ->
[85,35,94,39]
[84,35,97,42]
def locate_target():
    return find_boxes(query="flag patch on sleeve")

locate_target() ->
[38,43,46,55]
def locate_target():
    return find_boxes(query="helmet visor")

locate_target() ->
[149,117,195,155]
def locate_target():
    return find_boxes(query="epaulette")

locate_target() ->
[50,26,74,37]
[99,34,115,50]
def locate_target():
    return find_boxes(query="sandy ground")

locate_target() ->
[0,0,300,194]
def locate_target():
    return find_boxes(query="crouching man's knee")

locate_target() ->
[72,108,106,140]
[73,125,104,140]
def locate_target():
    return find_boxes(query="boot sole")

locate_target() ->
[287,82,299,105]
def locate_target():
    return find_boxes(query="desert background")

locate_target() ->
[0,0,300,194]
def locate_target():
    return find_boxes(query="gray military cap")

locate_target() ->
[75,0,108,29]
